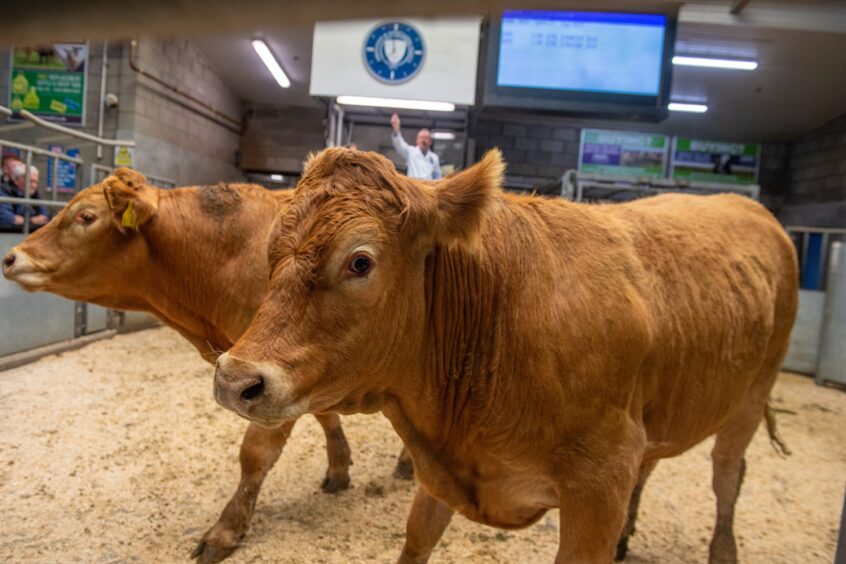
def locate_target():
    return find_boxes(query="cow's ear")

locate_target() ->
[430,149,503,246]
[103,169,159,232]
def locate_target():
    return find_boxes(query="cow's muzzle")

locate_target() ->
[2,247,46,290]
[214,352,305,425]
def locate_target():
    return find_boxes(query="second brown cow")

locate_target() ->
[1,169,412,562]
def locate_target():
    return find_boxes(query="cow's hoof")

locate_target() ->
[393,458,414,480]
[321,472,351,493]
[191,538,237,564]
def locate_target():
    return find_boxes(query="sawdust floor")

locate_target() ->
[1,326,844,563]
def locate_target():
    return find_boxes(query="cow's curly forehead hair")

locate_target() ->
[267,148,423,273]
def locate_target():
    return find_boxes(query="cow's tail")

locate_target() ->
[764,402,791,457]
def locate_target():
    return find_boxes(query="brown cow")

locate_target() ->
[1,169,413,562]
[214,148,798,563]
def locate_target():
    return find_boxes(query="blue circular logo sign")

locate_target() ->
[363,21,425,84]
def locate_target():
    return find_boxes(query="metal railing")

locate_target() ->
[91,164,177,190]
[560,170,761,202]
[0,140,85,235]
[2,103,176,233]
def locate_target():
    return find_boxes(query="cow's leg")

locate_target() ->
[615,459,658,561]
[393,446,414,480]
[314,413,353,493]
[397,487,454,564]
[193,420,296,563]
[709,399,764,564]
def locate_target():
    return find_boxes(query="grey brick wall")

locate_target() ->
[475,116,590,193]
[240,105,327,173]
[780,114,846,228]
[120,38,243,185]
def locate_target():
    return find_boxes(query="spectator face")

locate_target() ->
[416,129,432,152]
[11,165,39,194]
[2,156,22,180]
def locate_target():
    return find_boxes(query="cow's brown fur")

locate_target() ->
[2,169,406,562]
[216,149,798,563]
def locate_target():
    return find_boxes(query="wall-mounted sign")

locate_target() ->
[578,129,669,178]
[363,21,425,84]
[114,146,135,168]
[46,145,79,193]
[311,18,481,105]
[671,137,761,185]
[8,43,87,126]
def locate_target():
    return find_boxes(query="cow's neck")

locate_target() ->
[133,189,266,355]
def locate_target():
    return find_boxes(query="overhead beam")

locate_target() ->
[730,0,752,15]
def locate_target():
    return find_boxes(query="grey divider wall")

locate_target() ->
[817,242,846,386]
[0,234,76,356]
[783,290,826,375]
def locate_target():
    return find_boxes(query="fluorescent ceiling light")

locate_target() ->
[270,174,284,181]
[432,131,456,140]
[252,39,290,88]
[336,96,455,112]
[668,102,708,113]
[672,56,758,71]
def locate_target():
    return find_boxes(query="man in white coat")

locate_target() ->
[389,113,441,180]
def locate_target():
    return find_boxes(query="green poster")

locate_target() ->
[579,129,669,178]
[9,43,87,125]
[671,137,760,185]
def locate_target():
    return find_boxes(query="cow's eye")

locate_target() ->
[347,254,372,276]
[74,211,96,225]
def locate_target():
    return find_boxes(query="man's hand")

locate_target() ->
[390,113,401,133]
[13,215,24,226]
[31,214,48,226]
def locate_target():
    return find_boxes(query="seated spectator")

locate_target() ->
[0,162,50,231]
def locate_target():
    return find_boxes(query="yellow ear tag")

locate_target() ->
[121,200,138,229]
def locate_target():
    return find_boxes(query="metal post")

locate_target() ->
[22,150,32,235]
[51,155,59,201]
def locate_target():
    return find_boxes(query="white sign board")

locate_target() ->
[311,18,481,106]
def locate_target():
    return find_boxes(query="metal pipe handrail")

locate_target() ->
[0,139,84,164]
[0,104,135,148]
[0,195,68,208]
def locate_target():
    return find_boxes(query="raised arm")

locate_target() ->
[390,113,411,160]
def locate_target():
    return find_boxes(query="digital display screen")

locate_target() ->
[497,11,667,96]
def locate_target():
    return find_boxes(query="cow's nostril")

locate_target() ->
[3,253,15,269]
[240,377,265,402]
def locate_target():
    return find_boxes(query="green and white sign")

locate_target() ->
[579,129,669,178]
[671,137,760,185]
[9,43,88,126]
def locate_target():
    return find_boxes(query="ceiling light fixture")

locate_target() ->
[672,56,758,71]
[270,174,284,181]
[252,39,291,88]
[432,131,456,140]
[336,96,455,112]
[668,102,709,113]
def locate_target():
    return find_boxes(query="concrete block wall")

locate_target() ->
[475,117,580,192]
[240,105,326,173]
[780,114,846,228]
[119,38,243,185]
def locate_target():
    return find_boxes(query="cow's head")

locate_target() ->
[214,148,503,427]
[2,168,159,305]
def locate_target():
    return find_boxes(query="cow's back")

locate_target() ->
[610,193,798,455]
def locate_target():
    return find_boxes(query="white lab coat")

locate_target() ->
[391,132,442,180]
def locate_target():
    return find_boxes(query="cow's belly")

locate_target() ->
[460,471,558,529]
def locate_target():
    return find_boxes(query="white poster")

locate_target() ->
[311,18,481,106]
